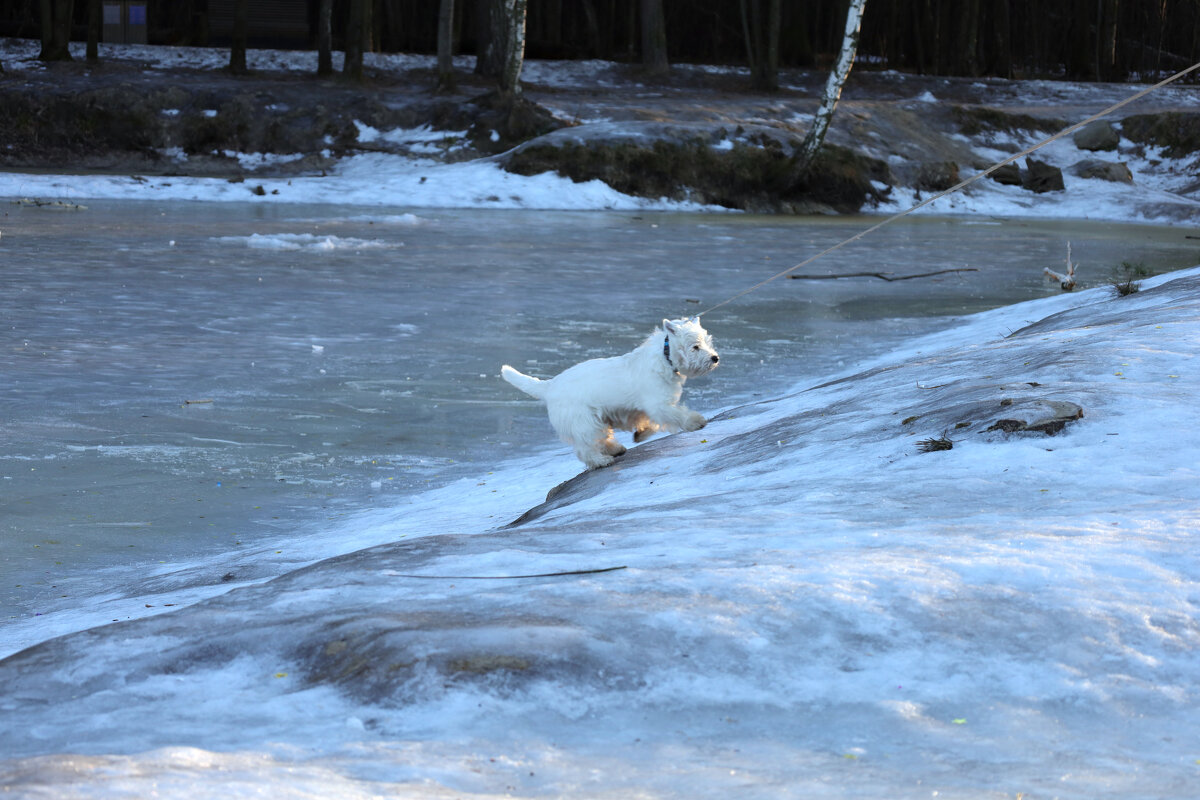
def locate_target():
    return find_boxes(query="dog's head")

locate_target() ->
[663,317,720,378]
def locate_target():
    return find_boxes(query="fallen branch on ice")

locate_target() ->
[387,566,628,580]
[788,268,978,282]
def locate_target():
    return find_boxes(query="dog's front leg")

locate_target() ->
[648,402,707,433]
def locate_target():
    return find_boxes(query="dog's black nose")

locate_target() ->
[711,355,719,363]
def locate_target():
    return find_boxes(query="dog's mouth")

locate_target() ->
[684,354,720,377]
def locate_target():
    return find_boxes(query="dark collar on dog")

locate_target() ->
[663,337,678,373]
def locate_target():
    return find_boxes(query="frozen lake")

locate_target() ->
[3,198,1200,798]
[2,201,1195,638]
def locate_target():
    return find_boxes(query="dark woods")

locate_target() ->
[3,0,1198,83]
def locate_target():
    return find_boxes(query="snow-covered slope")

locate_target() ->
[2,267,1198,799]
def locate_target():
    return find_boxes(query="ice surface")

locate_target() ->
[2,266,1198,799]
[26,204,1191,656]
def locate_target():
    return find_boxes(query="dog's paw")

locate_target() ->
[683,412,707,432]
[581,451,616,469]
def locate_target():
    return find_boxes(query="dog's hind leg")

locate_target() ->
[552,406,619,469]
[629,412,661,442]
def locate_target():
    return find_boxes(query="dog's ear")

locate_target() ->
[662,319,677,335]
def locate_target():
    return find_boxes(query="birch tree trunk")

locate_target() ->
[317,0,333,76]
[795,0,867,171]
[497,0,528,97]
[436,0,456,92]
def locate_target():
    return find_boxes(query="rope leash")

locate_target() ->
[697,61,1200,318]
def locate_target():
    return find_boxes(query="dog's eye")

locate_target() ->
[692,345,700,351]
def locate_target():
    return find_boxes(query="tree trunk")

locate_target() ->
[580,0,603,58]
[795,0,867,171]
[1097,0,1119,81]
[741,0,780,91]
[436,0,456,91]
[918,0,935,73]
[542,0,561,52]
[191,1,210,46]
[497,0,527,97]
[86,0,100,62]
[956,0,980,76]
[344,0,365,81]
[640,0,668,75]
[38,0,74,61]
[317,0,333,76]
[765,0,780,86]
[229,0,248,74]
[475,0,505,78]
[363,0,374,54]
[989,0,1012,79]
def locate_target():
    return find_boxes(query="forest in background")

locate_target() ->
[4,0,1199,85]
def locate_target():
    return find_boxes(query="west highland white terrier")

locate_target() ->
[502,317,720,469]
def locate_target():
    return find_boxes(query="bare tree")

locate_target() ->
[955,0,980,76]
[475,0,505,78]
[740,0,780,91]
[640,0,668,75]
[795,0,867,170]
[229,0,248,74]
[86,0,100,62]
[344,0,366,80]
[1096,0,1120,80]
[436,0,456,92]
[363,0,374,55]
[580,0,603,58]
[38,0,73,61]
[317,0,333,77]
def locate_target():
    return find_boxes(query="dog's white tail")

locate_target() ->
[501,365,548,400]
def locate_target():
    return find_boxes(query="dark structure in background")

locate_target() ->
[0,0,1196,83]
[101,1,147,44]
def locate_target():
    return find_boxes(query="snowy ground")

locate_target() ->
[2,38,1199,222]
[2,40,1200,799]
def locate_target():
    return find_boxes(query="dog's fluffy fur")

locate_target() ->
[502,317,719,468]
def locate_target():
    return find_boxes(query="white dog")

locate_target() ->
[501,317,719,469]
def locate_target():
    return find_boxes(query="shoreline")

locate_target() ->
[2,38,1198,223]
